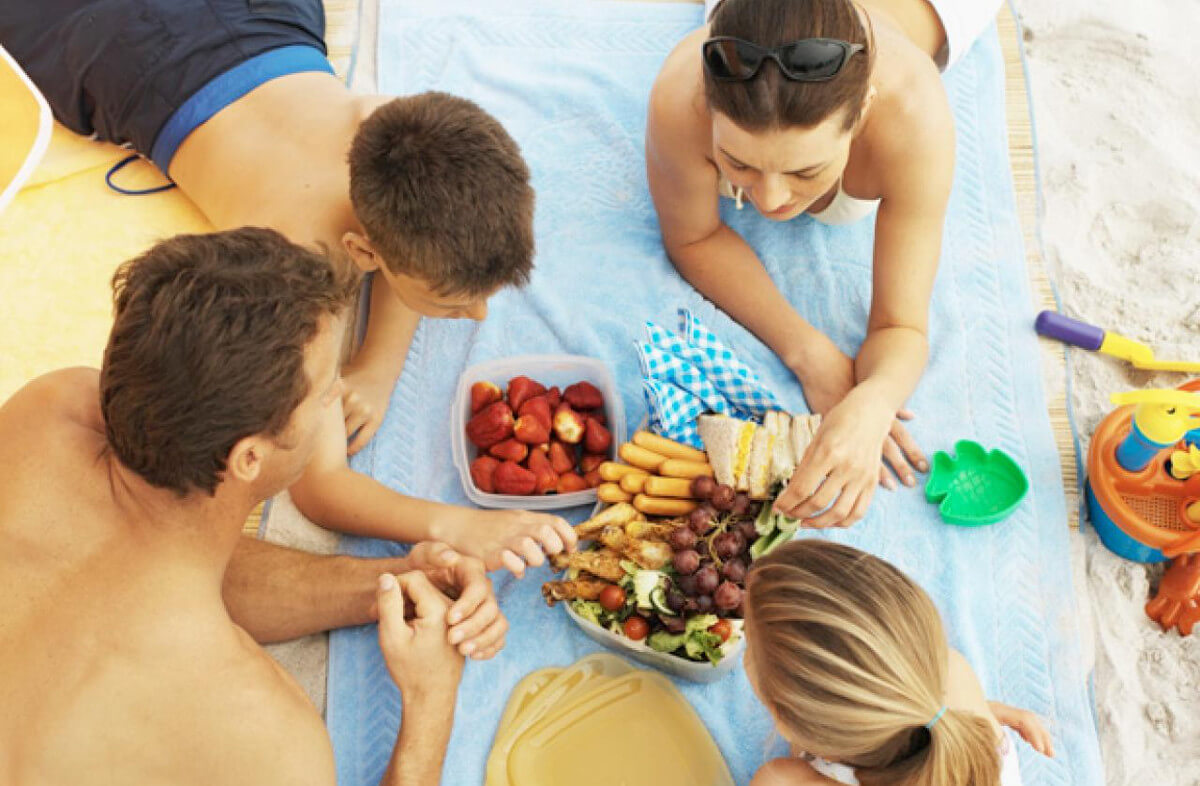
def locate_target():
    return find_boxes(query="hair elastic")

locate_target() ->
[924,706,948,730]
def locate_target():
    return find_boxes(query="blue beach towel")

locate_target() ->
[327,2,1103,784]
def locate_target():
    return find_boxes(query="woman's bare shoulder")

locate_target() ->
[751,756,838,786]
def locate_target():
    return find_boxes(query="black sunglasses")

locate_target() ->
[702,37,864,82]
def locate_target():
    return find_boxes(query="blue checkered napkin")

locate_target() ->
[636,341,730,415]
[677,309,781,418]
[641,379,706,448]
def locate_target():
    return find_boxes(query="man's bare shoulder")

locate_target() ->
[0,368,102,433]
[168,640,336,786]
[0,368,105,491]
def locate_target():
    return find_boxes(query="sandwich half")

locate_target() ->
[765,411,796,488]
[698,414,757,489]
[790,414,821,466]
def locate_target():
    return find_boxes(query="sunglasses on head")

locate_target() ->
[702,37,864,82]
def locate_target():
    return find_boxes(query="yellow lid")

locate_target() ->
[487,655,633,786]
[495,668,562,736]
[506,671,734,786]
[1111,389,1200,444]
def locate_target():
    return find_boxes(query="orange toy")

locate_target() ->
[1087,380,1200,635]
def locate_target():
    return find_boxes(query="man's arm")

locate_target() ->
[223,537,509,658]
[222,536,408,643]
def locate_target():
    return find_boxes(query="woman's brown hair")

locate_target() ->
[704,0,874,132]
[745,540,1002,785]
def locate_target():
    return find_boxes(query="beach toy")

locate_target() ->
[1035,311,1200,374]
[924,440,1029,526]
[1086,382,1200,564]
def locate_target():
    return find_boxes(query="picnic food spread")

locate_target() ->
[542,423,817,667]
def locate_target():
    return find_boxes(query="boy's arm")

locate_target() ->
[289,396,577,576]
[342,279,420,454]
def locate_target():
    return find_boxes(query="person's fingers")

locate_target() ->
[804,477,868,528]
[845,484,875,527]
[793,470,848,521]
[446,570,491,628]
[897,408,915,421]
[530,520,564,557]
[890,421,928,473]
[347,416,379,456]
[775,457,830,516]
[464,616,509,659]
[500,549,526,578]
[514,536,545,569]
[473,636,507,661]
[449,596,502,649]
[544,515,577,552]
[395,571,449,622]
[376,573,412,643]
[879,463,897,491]
[882,437,916,487]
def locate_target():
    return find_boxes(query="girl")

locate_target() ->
[646,0,1000,527]
[743,540,1054,785]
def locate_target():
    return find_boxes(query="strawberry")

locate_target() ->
[513,413,551,445]
[470,455,500,493]
[527,449,559,494]
[507,375,547,413]
[583,469,604,488]
[583,417,613,454]
[547,441,575,475]
[563,381,604,411]
[517,396,552,430]
[545,386,562,409]
[470,380,502,414]
[553,403,586,444]
[488,438,528,463]
[466,402,514,449]
[556,473,589,493]
[580,453,606,473]
[494,461,537,495]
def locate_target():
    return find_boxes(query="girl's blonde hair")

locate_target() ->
[744,540,1001,786]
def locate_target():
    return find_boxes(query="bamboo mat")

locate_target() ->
[996,7,1081,526]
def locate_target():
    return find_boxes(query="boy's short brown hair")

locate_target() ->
[100,228,357,496]
[348,92,535,296]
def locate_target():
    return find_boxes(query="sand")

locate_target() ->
[1011,0,1200,781]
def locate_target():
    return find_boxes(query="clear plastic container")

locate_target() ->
[451,354,626,510]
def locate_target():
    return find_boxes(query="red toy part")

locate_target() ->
[1146,554,1200,636]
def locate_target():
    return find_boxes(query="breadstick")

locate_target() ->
[619,472,648,494]
[597,483,633,504]
[643,475,697,499]
[658,459,714,480]
[632,431,707,463]
[598,461,648,483]
[632,494,699,516]
[618,442,669,472]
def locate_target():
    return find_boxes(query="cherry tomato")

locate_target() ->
[598,584,627,612]
[623,615,650,641]
[709,618,733,643]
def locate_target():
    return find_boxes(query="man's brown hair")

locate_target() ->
[100,228,357,496]
[348,92,535,296]
[705,0,874,132]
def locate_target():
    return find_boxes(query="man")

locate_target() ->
[0,229,500,783]
[0,0,574,575]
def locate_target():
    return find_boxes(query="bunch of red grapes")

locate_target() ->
[661,476,762,628]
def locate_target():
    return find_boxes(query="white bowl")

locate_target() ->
[451,354,626,510]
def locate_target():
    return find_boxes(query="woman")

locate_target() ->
[646,0,1000,527]
[743,540,1053,785]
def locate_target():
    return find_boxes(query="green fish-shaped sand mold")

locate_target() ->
[924,440,1029,526]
